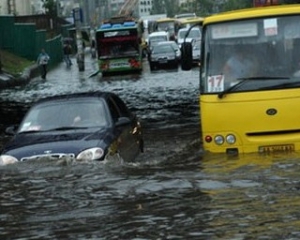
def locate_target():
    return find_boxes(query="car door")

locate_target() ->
[107,95,141,161]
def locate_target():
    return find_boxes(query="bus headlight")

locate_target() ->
[226,134,236,144]
[214,135,224,145]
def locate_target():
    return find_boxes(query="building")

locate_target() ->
[0,0,47,15]
[138,0,153,17]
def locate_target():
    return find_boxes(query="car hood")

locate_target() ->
[152,52,175,58]
[2,128,115,160]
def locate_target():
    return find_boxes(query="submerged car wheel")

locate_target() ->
[104,152,124,164]
[140,138,144,153]
[150,63,155,71]
[173,62,178,69]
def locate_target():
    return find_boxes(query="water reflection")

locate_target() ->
[1,146,300,238]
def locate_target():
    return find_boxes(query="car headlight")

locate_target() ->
[76,147,104,161]
[0,155,18,165]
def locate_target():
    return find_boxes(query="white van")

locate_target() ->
[177,27,201,49]
[147,31,170,51]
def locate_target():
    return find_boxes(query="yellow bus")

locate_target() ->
[153,17,176,40]
[181,4,300,155]
[174,16,204,42]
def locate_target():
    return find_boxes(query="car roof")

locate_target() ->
[157,41,176,44]
[178,27,200,32]
[157,41,178,46]
[148,31,168,37]
[34,91,117,105]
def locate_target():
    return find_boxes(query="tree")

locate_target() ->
[195,0,215,16]
[41,0,57,17]
[151,0,166,15]
[164,0,180,17]
[221,0,252,12]
[283,0,300,3]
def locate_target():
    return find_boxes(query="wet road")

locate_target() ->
[1,55,300,239]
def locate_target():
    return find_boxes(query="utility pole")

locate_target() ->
[73,5,85,71]
[56,0,61,17]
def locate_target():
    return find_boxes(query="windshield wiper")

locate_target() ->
[218,76,290,99]
[19,126,88,133]
[45,126,88,131]
[18,130,42,134]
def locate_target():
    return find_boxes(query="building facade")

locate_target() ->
[138,0,153,17]
[0,0,48,15]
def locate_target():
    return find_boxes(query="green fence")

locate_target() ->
[0,16,63,66]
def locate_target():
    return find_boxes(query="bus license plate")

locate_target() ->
[259,144,295,153]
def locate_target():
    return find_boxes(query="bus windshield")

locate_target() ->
[97,28,139,57]
[201,15,300,94]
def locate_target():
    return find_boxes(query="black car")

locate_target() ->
[149,41,179,71]
[0,91,143,165]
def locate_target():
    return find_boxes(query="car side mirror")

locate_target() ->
[115,117,131,127]
[5,125,18,135]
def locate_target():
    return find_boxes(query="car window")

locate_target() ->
[179,30,188,38]
[110,95,131,118]
[153,45,173,53]
[107,98,120,122]
[19,100,109,131]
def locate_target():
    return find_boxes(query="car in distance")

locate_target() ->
[0,91,144,165]
[157,41,181,62]
[177,27,201,49]
[148,41,179,71]
[147,31,170,52]
[191,38,201,65]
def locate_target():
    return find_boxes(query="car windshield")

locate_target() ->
[149,36,167,45]
[201,15,300,94]
[152,45,174,54]
[179,28,200,39]
[18,99,109,132]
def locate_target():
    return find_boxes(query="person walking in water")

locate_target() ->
[37,48,50,79]
[63,41,72,67]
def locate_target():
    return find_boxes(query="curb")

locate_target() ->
[0,64,40,89]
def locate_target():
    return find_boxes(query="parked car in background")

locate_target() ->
[0,91,144,165]
[148,41,179,71]
[147,31,170,52]
[177,27,201,49]
[192,38,201,65]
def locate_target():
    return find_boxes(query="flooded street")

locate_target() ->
[1,56,300,239]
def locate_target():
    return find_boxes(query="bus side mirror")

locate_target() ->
[181,42,193,71]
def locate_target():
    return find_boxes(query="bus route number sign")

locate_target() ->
[207,75,225,92]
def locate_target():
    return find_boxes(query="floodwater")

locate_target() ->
[1,56,300,239]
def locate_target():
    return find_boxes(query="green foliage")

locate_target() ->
[0,49,33,76]
[164,0,180,17]
[222,0,252,12]
[41,0,57,17]
[195,0,215,17]
[151,0,165,15]
[283,0,300,3]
